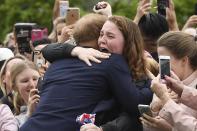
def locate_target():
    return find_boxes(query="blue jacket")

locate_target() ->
[20,54,152,131]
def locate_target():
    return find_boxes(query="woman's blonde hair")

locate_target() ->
[0,55,26,96]
[146,57,159,77]
[10,60,39,115]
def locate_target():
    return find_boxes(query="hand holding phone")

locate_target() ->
[138,104,152,116]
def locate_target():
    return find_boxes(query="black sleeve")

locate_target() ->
[41,43,76,63]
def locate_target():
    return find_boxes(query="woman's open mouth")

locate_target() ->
[100,48,109,53]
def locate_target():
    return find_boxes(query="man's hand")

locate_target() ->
[71,47,111,66]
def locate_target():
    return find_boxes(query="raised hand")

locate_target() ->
[133,0,151,24]
[93,1,112,17]
[166,0,179,31]
[182,15,197,31]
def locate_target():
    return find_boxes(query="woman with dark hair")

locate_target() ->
[138,13,169,62]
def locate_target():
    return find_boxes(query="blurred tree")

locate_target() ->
[0,0,54,41]
[0,0,196,42]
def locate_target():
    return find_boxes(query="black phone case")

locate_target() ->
[157,0,169,16]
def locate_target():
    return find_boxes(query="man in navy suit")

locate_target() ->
[20,14,152,131]
[21,54,146,131]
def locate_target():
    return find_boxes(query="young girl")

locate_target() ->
[0,55,26,111]
[10,60,40,127]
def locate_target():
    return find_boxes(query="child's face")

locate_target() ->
[56,23,66,42]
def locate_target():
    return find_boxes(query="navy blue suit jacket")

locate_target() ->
[20,54,152,131]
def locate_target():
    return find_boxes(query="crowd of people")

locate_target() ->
[0,0,196,131]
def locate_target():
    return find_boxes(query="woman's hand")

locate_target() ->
[150,94,163,112]
[140,114,172,131]
[167,88,180,103]
[182,15,197,31]
[151,76,171,105]
[80,123,102,131]
[165,71,184,97]
[27,89,40,117]
[71,47,111,66]
[133,0,151,24]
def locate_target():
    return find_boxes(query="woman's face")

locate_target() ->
[98,21,125,54]
[3,58,23,94]
[157,47,183,79]
[15,68,40,104]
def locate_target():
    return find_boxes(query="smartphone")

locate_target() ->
[33,50,46,69]
[59,0,69,17]
[159,55,170,80]
[66,8,80,25]
[195,3,197,15]
[14,23,37,54]
[157,0,169,16]
[31,28,48,42]
[138,104,152,116]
